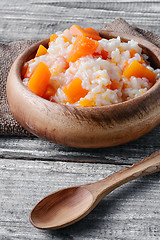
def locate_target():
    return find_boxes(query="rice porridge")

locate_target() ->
[22,25,160,107]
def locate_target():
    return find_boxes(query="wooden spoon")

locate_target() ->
[30,150,160,229]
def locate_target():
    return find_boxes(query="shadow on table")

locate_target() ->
[52,124,160,165]
[44,172,160,239]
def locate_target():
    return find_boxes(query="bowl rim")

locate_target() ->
[12,30,160,112]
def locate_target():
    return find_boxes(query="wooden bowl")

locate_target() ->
[6,31,160,148]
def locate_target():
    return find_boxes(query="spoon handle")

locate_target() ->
[86,150,160,200]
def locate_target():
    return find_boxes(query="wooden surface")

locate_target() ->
[0,1,160,239]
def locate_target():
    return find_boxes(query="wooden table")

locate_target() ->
[1,1,160,239]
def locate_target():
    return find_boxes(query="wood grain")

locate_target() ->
[30,151,160,230]
[6,31,160,148]
[0,158,160,239]
[0,1,160,239]
[0,123,160,164]
[0,1,160,42]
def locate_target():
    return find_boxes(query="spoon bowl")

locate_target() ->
[30,187,93,229]
[30,150,160,229]
[7,31,160,148]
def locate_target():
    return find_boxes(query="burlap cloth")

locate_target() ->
[1,18,160,136]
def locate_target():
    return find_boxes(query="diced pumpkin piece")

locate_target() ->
[140,57,146,64]
[63,78,88,104]
[70,25,102,40]
[24,65,30,78]
[83,27,102,40]
[79,99,95,107]
[43,85,56,100]
[27,62,51,97]
[62,36,72,44]
[110,80,121,90]
[101,49,108,60]
[70,25,83,36]
[130,49,137,58]
[93,48,108,60]
[123,60,156,83]
[22,59,36,78]
[49,34,58,45]
[122,82,128,89]
[35,45,47,58]
[129,49,146,64]
[68,36,99,62]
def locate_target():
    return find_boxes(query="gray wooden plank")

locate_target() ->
[0,0,159,165]
[0,1,160,239]
[0,1,159,43]
[0,158,160,240]
[0,124,159,164]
